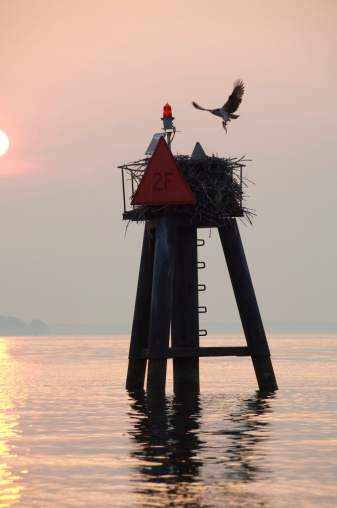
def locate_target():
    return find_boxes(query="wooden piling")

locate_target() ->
[171,226,200,393]
[218,219,278,391]
[147,216,177,392]
[126,226,155,391]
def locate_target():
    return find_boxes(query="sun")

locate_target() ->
[0,130,9,156]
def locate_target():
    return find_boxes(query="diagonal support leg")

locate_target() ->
[147,217,177,392]
[218,219,278,391]
[126,226,155,391]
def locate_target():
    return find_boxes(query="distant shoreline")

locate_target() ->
[1,314,337,336]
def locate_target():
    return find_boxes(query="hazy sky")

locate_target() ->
[0,0,336,329]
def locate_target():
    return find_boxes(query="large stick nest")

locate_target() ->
[121,154,254,226]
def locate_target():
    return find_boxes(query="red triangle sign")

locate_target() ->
[131,137,195,205]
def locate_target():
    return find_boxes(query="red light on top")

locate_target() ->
[163,103,172,118]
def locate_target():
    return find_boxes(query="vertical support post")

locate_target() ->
[166,131,172,150]
[126,226,155,391]
[171,226,200,393]
[121,167,126,213]
[147,217,177,392]
[218,219,278,391]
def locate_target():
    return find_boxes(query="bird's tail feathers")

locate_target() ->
[229,114,239,119]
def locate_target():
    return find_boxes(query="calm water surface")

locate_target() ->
[0,335,336,507]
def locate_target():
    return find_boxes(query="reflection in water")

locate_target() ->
[205,393,274,483]
[0,339,25,507]
[128,390,275,507]
[128,392,203,507]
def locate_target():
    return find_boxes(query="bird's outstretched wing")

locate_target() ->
[223,79,244,114]
[192,101,212,112]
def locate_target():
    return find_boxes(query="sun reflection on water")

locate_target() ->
[0,339,25,507]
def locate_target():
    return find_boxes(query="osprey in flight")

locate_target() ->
[192,79,244,132]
